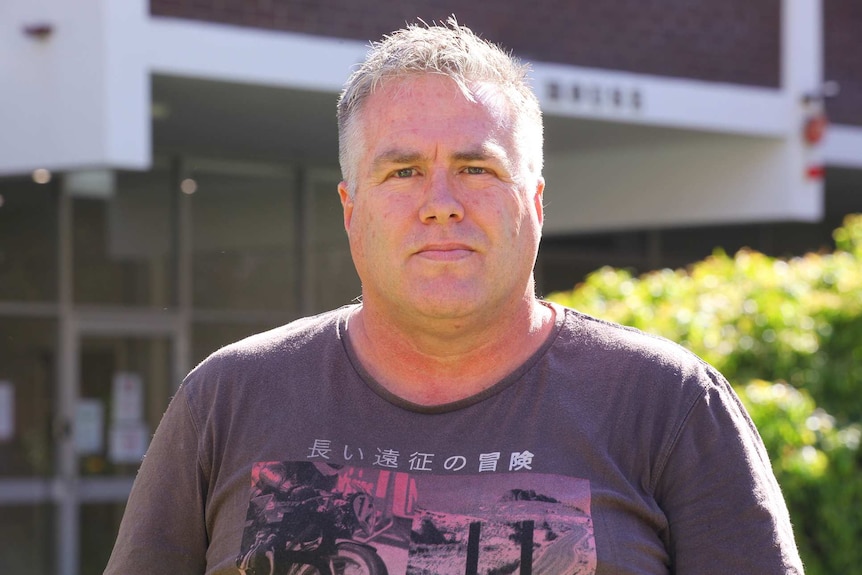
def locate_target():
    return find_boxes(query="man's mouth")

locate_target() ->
[415,243,475,261]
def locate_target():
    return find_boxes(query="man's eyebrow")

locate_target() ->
[462,137,512,156]
[451,150,490,162]
[371,150,423,171]
[370,145,509,171]
[453,144,510,166]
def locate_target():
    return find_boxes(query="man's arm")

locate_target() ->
[655,373,804,574]
[104,385,208,574]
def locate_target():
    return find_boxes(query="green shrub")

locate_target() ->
[547,214,862,574]
[739,381,861,575]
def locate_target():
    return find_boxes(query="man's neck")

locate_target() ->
[346,298,555,406]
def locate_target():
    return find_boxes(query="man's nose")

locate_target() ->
[418,170,464,223]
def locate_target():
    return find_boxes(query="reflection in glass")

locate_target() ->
[0,318,56,477]
[0,504,54,574]
[80,502,125,575]
[76,336,172,477]
[308,177,361,312]
[0,177,58,302]
[191,170,297,312]
[73,169,175,307]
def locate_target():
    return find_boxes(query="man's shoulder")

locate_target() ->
[554,304,723,389]
[556,304,682,351]
[188,306,353,379]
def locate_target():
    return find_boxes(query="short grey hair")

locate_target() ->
[336,18,544,195]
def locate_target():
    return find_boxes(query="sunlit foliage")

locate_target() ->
[548,215,862,575]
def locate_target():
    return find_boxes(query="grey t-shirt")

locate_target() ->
[105,303,803,574]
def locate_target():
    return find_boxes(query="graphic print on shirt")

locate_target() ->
[236,461,597,575]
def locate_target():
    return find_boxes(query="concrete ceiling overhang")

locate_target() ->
[152,75,340,166]
[151,74,711,168]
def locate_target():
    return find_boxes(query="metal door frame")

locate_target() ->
[56,309,187,575]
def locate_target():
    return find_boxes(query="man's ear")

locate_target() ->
[338,182,353,232]
[534,177,545,226]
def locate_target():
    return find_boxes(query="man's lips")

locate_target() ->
[414,243,475,261]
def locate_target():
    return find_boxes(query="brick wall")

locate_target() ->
[824,0,862,126]
[150,0,780,88]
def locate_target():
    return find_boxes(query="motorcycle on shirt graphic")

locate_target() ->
[237,462,389,575]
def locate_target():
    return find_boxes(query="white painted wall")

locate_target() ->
[532,63,790,138]
[0,0,369,176]
[144,17,366,92]
[824,126,862,169]
[0,0,149,174]
[543,134,822,234]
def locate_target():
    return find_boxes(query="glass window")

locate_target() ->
[0,504,54,574]
[79,502,125,575]
[0,317,56,477]
[307,175,361,313]
[191,167,298,313]
[77,335,173,478]
[0,177,58,302]
[73,169,175,307]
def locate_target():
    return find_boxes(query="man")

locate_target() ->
[106,20,804,574]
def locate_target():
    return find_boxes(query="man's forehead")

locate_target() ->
[373,73,465,98]
[368,74,511,116]
[364,78,512,134]
[357,74,520,173]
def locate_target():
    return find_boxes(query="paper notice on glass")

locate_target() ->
[109,421,150,464]
[112,372,144,422]
[0,381,13,441]
[75,399,104,455]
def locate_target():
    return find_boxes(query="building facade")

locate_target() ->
[0,1,860,573]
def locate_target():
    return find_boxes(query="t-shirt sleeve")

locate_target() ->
[653,369,804,574]
[104,383,208,574]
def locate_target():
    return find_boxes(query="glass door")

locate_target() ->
[0,317,57,575]
[58,312,184,575]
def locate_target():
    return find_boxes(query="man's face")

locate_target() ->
[338,74,545,323]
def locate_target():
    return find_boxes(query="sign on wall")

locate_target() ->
[0,382,14,442]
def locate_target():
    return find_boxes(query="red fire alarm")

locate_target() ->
[806,165,825,180]
[804,114,828,145]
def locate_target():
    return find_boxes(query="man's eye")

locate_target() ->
[463,166,487,175]
[393,168,416,178]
